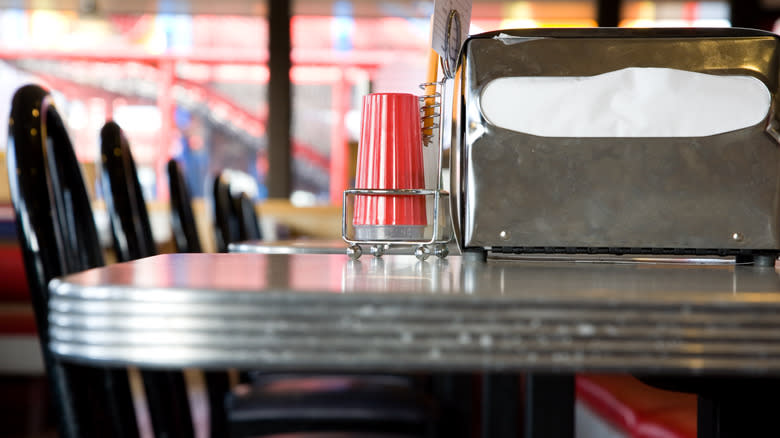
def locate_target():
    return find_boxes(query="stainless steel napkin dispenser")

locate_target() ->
[450,28,780,261]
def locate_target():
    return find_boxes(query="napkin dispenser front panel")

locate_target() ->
[451,28,780,255]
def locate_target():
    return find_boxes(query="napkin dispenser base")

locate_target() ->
[450,28,780,260]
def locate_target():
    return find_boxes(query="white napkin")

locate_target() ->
[480,67,771,137]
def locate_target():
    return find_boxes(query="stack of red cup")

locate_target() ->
[353,93,427,241]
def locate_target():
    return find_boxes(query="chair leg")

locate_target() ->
[431,373,474,438]
[482,373,521,438]
[205,371,231,438]
[142,370,195,438]
[524,374,575,438]
[50,359,139,438]
[47,359,84,438]
[100,367,140,438]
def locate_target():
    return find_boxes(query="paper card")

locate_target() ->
[431,0,472,68]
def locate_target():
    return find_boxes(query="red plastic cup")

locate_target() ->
[353,93,427,241]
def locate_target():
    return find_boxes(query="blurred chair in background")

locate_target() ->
[226,376,437,438]
[168,159,203,254]
[213,171,240,253]
[234,191,262,242]
[7,84,139,437]
[100,120,195,438]
[168,158,237,437]
[100,121,156,261]
[212,169,262,253]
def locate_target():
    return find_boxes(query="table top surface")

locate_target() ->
[228,239,358,255]
[48,252,780,374]
[228,239,459,256]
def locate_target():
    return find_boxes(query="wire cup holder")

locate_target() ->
[342,79,452,261]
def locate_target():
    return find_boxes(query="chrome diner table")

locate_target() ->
[48,252,780,437]
[227,239,460,256]
[228,239,367,255]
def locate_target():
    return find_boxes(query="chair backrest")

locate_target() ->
[99,121,156,261]
[213,170,262,252]
[234,192,263,242]
[7,84,139,438]
[99,121,196,438]
[213,171,240,252]
[167,159,202,253]
[170,164,237,436]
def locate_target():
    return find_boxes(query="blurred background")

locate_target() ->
[0,0,744,210]
[2,1,780,437]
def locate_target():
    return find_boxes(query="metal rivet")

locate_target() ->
[30,128,37,136]
[415,245,430,261]
[346,245,362,260]
[732,233,744,242]
[370,245,385,258]
[499,230,510,241]
[32,109,39,117]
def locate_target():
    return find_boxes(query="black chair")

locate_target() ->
[212,171,240,253]
[100,121,195,438]
[227,377,437,438]
[168,159,239,437]
[7,84,139,437]
[100,121,157,260]
[213,170,262,253]
[168,159,202,253]
[233,192,262,242]
[212,170,264,253]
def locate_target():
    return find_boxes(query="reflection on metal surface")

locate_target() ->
[489,254,747,265]
[229,239,417,255]
[45,253,780,373]
[452,28,780,255]
[50,253,780,299]
[229,239,349,255]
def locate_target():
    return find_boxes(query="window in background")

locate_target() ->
[290,0,597,206]
[0,2,600,207]
[289,5,431,205]
[620,1,731,27]
[0,10,268,201]
[472,1,597,30]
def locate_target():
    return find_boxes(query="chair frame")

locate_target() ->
[213,170,262,253]
[168,159,202,253]
[168,159,235,436]
[7,84,139,438]
[100,120,195,438]
[212,172,240,253]
[100,121,156,261]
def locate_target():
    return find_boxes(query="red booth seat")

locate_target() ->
[0,205,37,338]
[577,374,696,438]
[0,304,36,336]
[0,204,29,302]
[0,243,29,302]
